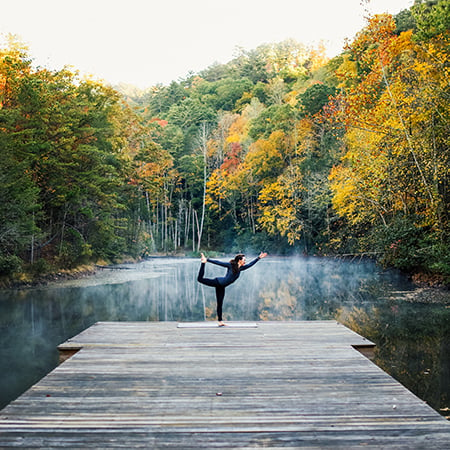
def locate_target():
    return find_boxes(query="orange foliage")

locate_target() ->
[220,142,242,173]
[150,117,168,127]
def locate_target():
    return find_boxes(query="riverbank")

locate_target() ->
[391,286,450,305]
[411,271,450,289]
[0,253,190,290]
[0,251,201,290]
[0,264,98,290]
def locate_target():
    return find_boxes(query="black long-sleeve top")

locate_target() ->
[206,256,260,287]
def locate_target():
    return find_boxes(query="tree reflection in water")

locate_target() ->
[0,256,449,419]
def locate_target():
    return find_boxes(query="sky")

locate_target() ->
[1,0,413,89]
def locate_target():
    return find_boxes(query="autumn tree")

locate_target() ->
[0,36,174,272]
[330,9,450,272]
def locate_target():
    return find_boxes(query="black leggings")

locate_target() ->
[197,263,225,321]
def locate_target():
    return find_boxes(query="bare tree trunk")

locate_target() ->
[192,207,195,253]
[174,219,177,251]
[156,200,160,250]
[145,191,155,252]
[194,209,201,252]
[160,202,164,252]
[30,212,35,264]
[164,202,168,252]
[196,121,209,252]
[59,204,67,257]
[185,201,191,249]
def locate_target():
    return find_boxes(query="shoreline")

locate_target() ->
[0,264,98,290]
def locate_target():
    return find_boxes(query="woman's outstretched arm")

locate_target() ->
[241,252,268,271]
[207,258,231,268]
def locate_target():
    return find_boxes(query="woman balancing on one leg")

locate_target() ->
[197,252,268,326]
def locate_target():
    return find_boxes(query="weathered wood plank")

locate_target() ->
[1,321,449,448]
[177,321,258,328]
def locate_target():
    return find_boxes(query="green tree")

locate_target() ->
[248,104,297,140]
[412,0,450,40]
[145,81,187,116]
[0,39,41,264]
[298,83,337,116]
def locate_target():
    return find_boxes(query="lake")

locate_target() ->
[0,256,449,419]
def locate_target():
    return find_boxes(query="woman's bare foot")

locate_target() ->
[201,253,207,263]
[218,321,227,327]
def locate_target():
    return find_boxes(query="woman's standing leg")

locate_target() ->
[215,286,225,322]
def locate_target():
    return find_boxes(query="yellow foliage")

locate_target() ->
[336,54,358,90]
[308,41,330,72]
[226,114,248,144]
[258,166,304,244]
[330,127,390,225]
[285,90,300,107]
[205,169,229,210]
[331,13,450,231]
[245,133,285,182]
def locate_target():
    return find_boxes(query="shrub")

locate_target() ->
[0,255,23,276]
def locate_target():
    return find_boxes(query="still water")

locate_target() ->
[0,256,449,419]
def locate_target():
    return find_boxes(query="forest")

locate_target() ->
[0,0,449,284]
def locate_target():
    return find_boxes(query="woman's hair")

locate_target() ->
[230,254,245,274]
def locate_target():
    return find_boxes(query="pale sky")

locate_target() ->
[1,0,413,88]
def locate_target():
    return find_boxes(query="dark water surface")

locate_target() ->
[1,256,449,419]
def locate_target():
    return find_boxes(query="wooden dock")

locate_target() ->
[1,321,450,448]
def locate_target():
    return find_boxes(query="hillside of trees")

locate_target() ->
[1,0,449,284]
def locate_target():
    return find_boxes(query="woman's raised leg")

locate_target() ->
[197,262,218,287]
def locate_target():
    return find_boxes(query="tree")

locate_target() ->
[0,36,172,268]
[194,121,210,251]
[258,166,304,245]
[0,39,41,263]
[145,81,187,116]
[330,11,450,272]
[298,83,337,116]
[412,0,450,41]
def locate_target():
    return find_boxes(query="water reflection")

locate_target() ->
[0,256,449,419]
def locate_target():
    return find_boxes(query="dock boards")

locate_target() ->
[177,321,258,328]
[1,321,450,448]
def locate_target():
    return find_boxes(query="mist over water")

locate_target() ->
[1,256,449,419]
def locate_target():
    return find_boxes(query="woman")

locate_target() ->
[197,252,268,326]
